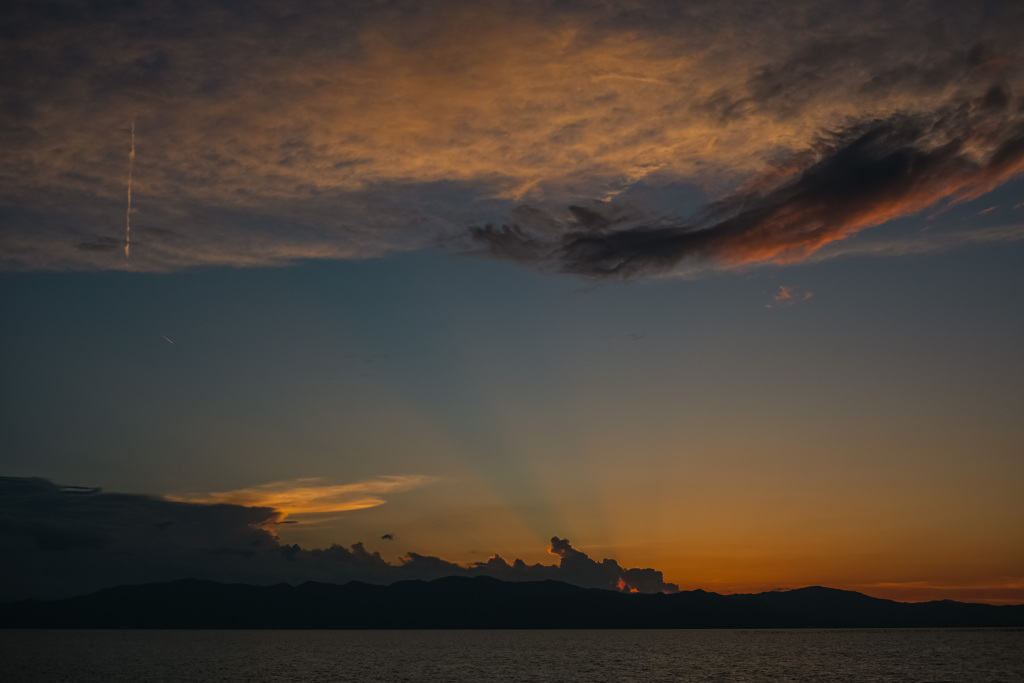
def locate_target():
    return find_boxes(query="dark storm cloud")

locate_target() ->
[472,97,1024,278]
[0,477,677,601]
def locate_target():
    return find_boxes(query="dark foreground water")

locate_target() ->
[2,629,1022,682]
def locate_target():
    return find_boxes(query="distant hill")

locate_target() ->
[2,576,1022,629]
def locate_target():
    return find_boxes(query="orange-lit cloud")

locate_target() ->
[766,284,812,308]
[168,475,437,517]
[2,477,686,600]
[4,476,1022,605]
[1,0,1022,272]
[475,106,1024,277]
[795,222,1024,263]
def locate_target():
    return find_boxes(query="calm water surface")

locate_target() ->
[2,629,1022,682]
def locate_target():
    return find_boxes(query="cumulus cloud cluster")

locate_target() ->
[0,476,677,601]
[1,0,1022,273]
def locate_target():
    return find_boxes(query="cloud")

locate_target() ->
[541,536,679,592]
[773,286,795,302]
[863,579,1024,605]
[0,475,281,599]
[472,106,1024,278]
[167,476,437,516]
[392,536,678,593]
[0,476,675,601]
[766,285,813,308]
[800,222,1024,262]
[873,579,1024,590]
[0,0,1021,273]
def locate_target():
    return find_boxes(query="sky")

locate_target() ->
[1,0,1023,605]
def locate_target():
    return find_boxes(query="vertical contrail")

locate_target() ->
[125,119,135,259]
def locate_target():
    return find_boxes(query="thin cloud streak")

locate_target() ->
[653,222,1024,280]
[863,579,1024,605]
[168,476,438,516]
[872,579,1024,591]
[804,222,1024,261]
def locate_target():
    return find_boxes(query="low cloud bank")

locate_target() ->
[0,476,676,601]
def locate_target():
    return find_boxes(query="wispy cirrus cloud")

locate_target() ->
[803,222,1024,262]
[1,0,1022,274]
[167,476,438,517]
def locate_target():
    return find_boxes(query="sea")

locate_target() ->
[2,628,1022,682]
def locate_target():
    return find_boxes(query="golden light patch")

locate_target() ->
[168,475,437,516]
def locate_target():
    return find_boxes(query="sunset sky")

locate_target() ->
[2,0,1023,605]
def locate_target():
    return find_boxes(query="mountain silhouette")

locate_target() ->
[2,577,1021,629]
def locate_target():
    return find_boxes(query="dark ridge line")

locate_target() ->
[3,576,1022,629]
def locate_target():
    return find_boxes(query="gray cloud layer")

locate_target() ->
[2,0,1022,273]
[0,476,677,601]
